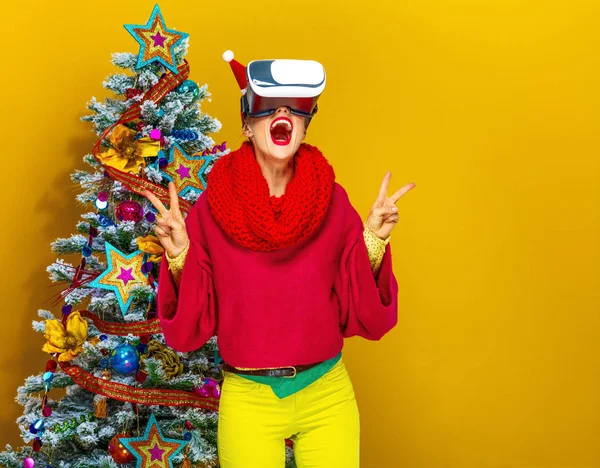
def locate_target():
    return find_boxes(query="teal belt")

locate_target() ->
[234,352,342,399]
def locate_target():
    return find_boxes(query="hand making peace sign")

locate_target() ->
[365,172,416,240]
[142,182,189,258]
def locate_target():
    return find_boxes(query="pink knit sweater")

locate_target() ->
[157,182,399,368]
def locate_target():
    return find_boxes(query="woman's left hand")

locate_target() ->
[365,172,416,240]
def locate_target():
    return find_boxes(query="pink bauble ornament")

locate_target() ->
[115,201,144,223]
[201,378,221,398]
[23,458,35,468]
[150,129,161,140]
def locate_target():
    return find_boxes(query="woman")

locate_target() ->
[143,53,416,468]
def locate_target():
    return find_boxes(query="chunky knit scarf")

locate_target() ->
[206,141,335,251]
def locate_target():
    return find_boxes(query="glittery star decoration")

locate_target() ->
[88,242,147,315]
[120,413,189,468]
[161,142,212,197]
[124,4,189,74]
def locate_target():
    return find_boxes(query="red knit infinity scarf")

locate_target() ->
[206,141,335,251]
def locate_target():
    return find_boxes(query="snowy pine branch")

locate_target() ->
[102,73,135,95]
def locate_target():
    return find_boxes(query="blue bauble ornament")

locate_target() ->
[98,215,113,227]
[176,79,199,98]
[29,418,44,434]
[176,80,200,98]
[110,344,140,375]
[43,372,54,384]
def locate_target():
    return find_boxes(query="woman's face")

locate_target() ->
[243,106,307,162]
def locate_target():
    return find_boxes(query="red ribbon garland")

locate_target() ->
[79,310,162,336]
[92,59,193,214]
[59,361,219,411]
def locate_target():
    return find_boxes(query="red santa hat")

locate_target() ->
[222,50,247,96]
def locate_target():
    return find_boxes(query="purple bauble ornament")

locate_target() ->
[23,457,35,468]
[115,201,144,223]
[141,261,154,274]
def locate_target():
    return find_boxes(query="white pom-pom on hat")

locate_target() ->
[222,50,234,62]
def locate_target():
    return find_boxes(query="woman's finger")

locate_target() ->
[377,172,391,203]
[160,222,173,235]
[388,182,416,204]
[165,215,182,231]
[156,218,174,234]
[155,225,169,238]
[143,189,168,216]
[168,182,180,216]
[371,205,398,218]
[156,216,170,226]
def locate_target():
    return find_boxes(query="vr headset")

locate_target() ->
[241,59,326,124]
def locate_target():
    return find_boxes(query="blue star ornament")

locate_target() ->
[160,141,212,197]
[88,242,147,315]
[120,413,189,468]
[124,4,189,74]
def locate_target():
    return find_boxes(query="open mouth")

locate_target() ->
[270,117,293,146]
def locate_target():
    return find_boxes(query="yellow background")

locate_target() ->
[2,0,599,466]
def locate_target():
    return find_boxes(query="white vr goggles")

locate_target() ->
[223,51,326,129]
[241,59,326,121]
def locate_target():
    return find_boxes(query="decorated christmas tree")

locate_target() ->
[0,5,297,468]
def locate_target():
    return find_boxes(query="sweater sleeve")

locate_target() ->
[165,240,190,285]
[156,200,218,352]
[363,224,391,275]
[334,210,399,341]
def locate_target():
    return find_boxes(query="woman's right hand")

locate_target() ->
[142,182,189,258]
